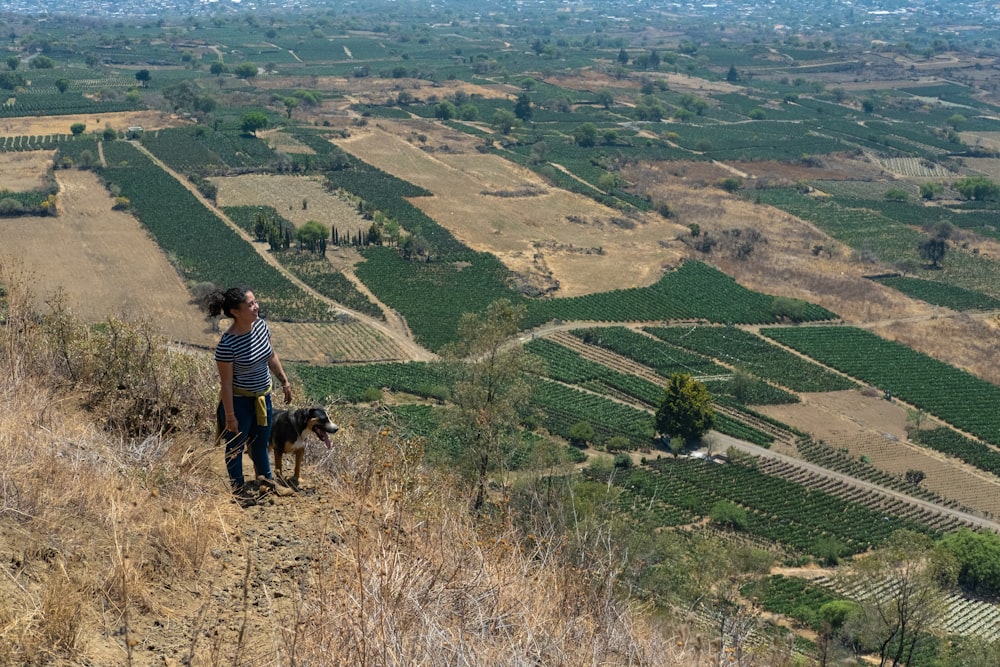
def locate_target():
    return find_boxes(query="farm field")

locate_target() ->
[964,156,1000,180]
[268,320,408,364]
[827,432,1000,520]
[211,173,368,234]
[335,124,690,297]
[0,110,187,138]
[0,168,214,346]
[0,150,55,190]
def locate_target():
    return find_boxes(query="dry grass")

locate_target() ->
[0,266,716,667]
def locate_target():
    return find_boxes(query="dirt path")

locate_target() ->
[129,141,436,362]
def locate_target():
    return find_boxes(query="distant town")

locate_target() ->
[3,0,1000,39]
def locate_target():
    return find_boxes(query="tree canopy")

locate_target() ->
[654,373,715,444]
[938,529,1000,596]
[240,110,269,136]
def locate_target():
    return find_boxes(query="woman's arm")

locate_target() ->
[217,360,238,433]
[268,352,293,405]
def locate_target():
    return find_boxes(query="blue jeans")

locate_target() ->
[217,394,274,490]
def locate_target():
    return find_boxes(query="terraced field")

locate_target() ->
[270,320,408,364]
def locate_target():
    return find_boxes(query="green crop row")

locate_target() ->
[533,378,656,450]
[872,276,1000,311]
[98,141,329,321]
[601,457,934,556]
[295,361,452,403]
[911,428,1000,478]
[0,93,135,118]
[570,327,728,377]
[762,326,1000,445]
[141,127,281,173]
[644,325,857,393]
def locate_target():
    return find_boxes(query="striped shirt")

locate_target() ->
[215,318,274,393]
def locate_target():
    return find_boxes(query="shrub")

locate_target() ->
[710,500,748,530]
[612,452,633,469]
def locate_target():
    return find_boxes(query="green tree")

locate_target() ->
[771,296,810,322]
[0,71,25,90]
[434,100,457,120]
[595,88,614,109]
[6,55,19,70]
[29,55,54,69]
[718,177,742,193]
[654,373,715,444]
[817,600,860,667]
[282,96,298,118]
[234,62,258,80]
[884,188,908,201]
[69,122,86,136]
[726,64,740,82]
[953,175,1000,201]
[54,78,69,93]
[938,529,1000,596]
[918,236,947,268]
[946,113,966,130]
[442,300,534,513]
[458,103,478,121]
[567,421,594,447]
[513,92,532,122]
[919,182,944,200]
[491,109,517,135]
[709,500,747,530]
[135,69,151,88]
[573,122,598,147]
[841,529,956,667]
[241,111,269,137]
[210,61,225,76]
[102,125,117,141]
[296,220,328,253]
[252,211,278,242]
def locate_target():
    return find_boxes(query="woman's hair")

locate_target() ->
[203,286,249,318]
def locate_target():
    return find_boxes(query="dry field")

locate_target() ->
[964,155,1000,180]
[547,69,743,96]
[0,168,214,346]
[268,320,407,363]
[253,74,517,108]
[0,109,187,137]
[0,150,55,191]
[211,173,369,233]
[260,128,316,154]
[756,389,1000,518]
[335,122,691,296]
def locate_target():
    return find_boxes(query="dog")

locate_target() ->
[270,407,339,487]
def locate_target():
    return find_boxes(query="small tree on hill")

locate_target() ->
[655,373,715,446]
[441,300,535,513]
[567,421,594,447]
[514,92,532,122]
[135,69,151,88]
[918,236,947,268]
[234,62,258,81]
[70,122,86,136]
[241,111,268,137]
[573,122,598,147]
[297,220,329,253]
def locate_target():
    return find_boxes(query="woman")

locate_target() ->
[206,286,293,501]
